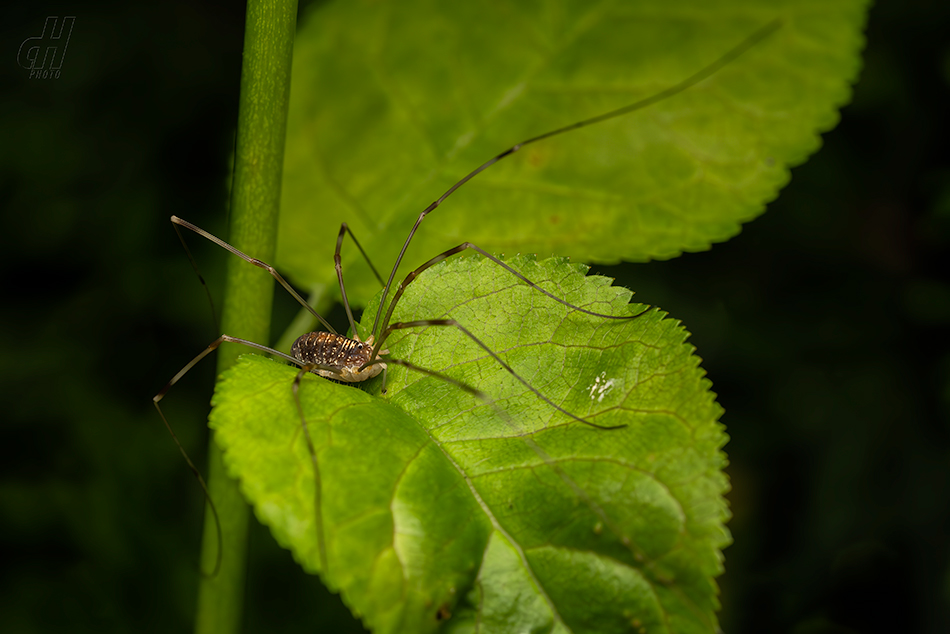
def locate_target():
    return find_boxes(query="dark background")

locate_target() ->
[1,1,948,632]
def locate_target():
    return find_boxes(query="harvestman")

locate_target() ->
[154,20,781,576]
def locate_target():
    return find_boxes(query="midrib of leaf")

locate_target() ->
[415,406,570,628]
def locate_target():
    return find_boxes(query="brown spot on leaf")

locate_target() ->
[436,603,452,621]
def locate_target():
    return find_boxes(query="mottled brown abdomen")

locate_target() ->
[291,331,384,382]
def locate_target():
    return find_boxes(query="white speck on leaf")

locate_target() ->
[588,371,615,402]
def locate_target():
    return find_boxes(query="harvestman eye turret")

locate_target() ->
[154,19,782,576]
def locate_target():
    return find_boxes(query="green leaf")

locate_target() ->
[279,0,867,305]
[210,255,728,633]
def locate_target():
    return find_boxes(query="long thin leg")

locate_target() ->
[334,222,385,337]
[153,400,222,578]
[336,223,385,287]
[281,354,499,571]
[171,216,338,334]
[291,367,328,574]
[374,319,629,430]
[154,334,349,578]
[173,222,220,333]
[371,242,652,346]
[362,356,485,399]
[370,19,782,338]
[364,335,651,566]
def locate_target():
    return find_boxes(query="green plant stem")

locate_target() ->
[195,1,298,632]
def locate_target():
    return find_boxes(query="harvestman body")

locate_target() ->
[154,21,782,576]
[291,331,384,383]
